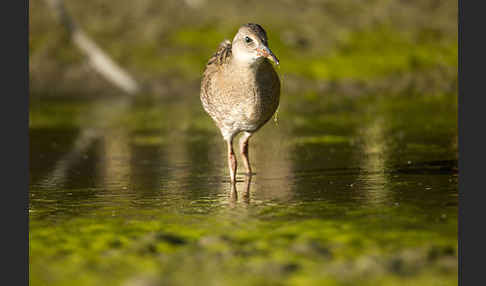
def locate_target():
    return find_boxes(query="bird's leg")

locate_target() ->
[229,182,238,206]
[239,131,253,175]
[242,174,252,205]
[226,137,237,183]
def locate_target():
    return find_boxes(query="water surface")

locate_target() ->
[29,92,457,285]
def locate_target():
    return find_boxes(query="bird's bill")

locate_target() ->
[257,46,279,65]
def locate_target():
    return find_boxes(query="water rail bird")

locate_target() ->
[200,23,280,183]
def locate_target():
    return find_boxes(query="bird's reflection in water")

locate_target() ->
[229,175,252,206]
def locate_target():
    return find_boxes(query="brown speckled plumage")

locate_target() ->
[200,23,281,182]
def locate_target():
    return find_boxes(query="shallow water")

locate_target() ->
[29,92,457,285]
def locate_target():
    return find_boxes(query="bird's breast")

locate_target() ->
[203,60,280,132]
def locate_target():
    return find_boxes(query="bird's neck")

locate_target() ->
[230,57,265,74]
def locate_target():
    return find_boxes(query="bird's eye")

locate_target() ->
[244,36,253,43]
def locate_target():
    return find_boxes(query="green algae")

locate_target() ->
[30,200,457,286]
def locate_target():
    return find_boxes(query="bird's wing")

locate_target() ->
[206,40,232,67]
[200,40,233,118]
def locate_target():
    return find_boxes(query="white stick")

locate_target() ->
[45,0,140,95]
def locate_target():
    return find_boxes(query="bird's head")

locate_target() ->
[231,23,279,66]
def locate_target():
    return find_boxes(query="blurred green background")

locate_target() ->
[30,0,457,98]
